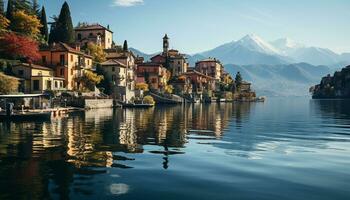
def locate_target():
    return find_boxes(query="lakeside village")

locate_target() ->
[0,1,262,120]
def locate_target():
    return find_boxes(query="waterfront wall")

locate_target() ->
[67,98,114,109]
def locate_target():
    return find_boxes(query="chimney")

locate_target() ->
[75,44,81,51]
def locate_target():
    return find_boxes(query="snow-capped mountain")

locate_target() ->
[271,38,342,66]
[198,34,290,65]
[270,38,304,55]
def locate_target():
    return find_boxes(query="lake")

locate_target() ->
[0,97,350,200]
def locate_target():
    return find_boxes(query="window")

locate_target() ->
[178,61,181,64]
[47,80,52,90]
[70,55,73,62]
[60,54,65,65]
[55,81,58,88]
[18,70,24,76]
[112,67,115,72]
[60,68,64,76]
[87,60,90,65]
[42,56,47,64]
[33,80,39,91]
[89,33,93,37]
[60,82,63,88]
[112,75,116,82]
[77,33,82,40]
[71,68,74,75]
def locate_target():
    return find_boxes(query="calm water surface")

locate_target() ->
[0,97,350,200]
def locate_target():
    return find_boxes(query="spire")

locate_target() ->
[163,34,169,39]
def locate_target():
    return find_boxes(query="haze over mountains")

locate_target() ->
[131,34,350,96]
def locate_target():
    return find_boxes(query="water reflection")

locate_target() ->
[1,99,349,200]
[0,103,252,199]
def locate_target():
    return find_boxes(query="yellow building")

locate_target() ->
[39,42,93,91]
[12,63,65,93]
[75,23,113,49]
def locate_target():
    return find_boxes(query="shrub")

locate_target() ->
[143,95,155,105]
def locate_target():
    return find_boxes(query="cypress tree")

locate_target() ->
[54,1,75,44]
[0,0,4,15]
[40,6,48,42]
[6,0,14,21]
[32,0,40,16]
[48,15,58,44]
[123,40,128,51]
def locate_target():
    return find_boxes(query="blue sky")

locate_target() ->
[33,0,350,54]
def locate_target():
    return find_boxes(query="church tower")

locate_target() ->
[163,34,169,55]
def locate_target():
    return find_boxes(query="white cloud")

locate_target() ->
[113,0,144,7]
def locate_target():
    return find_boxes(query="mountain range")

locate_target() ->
[130,34,350,96]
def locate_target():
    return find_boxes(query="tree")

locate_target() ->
[123,40,128,51]
[0,32,40,62]
[135,83,149,91]
[13,0,32,14]
[11,10,42,38]
[0,0,4,15]
[0,14,9,33]
[235,71,243,88]
[75,70,103,91]
[39,6,48,42]
[0,73,19,94]
[48,15,58,44]
[86,43,106,63]
[50,2,74,44]
[32,0,40,16]
[96,64,112,95]
[6,0,14,22]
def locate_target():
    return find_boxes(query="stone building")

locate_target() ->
[150,34,189,77]
[74,23,113,49]
[195,58,223,81]
[136,62,168,90]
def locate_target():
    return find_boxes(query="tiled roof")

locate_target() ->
[16,63,53,71]
[184,70,215,79]
[40,42,93,58]
[75,24,113,33]
[100,59,127,67]
[137,62,163,67]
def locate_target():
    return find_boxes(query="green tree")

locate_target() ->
[0,72,19,94]
[32,0,40,16]
[13,0,32,14]
[96,64,111,95]
[123,40,128,51]
[235,71,243,88]
[6,0,14,22]
[50,2,74,44]
[39,6,48,42]
[0,0,4,15]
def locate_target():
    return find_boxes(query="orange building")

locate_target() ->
[136,63,168,90]
[195,58,223,81]
[39,42,93,90]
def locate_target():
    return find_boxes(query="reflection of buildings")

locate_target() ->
[0,102,254,198]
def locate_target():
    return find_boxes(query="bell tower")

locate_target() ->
[163,34,169,55]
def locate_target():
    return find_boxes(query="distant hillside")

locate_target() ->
[225,63,333,96]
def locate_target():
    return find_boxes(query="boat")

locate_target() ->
[123,103,154,108]
[0,94,53,121]
[0,111,52,121]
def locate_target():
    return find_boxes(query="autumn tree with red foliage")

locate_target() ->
[0,32,40,62]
